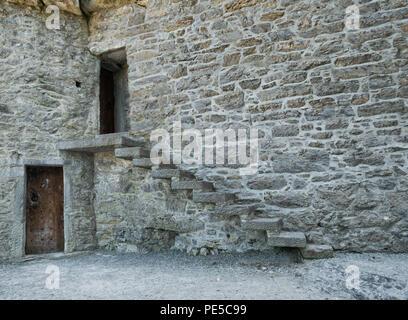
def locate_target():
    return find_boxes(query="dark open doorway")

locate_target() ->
[99,48,129,134]
[25,166,64,255]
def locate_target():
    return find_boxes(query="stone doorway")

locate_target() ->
[99,48,129,134]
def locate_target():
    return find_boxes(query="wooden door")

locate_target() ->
[25,166,64,254]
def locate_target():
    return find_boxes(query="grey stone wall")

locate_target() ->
[1,0,407,260]
[0,2,99,262]
[87,0,408,253]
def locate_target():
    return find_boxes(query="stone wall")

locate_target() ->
[1,0,407,260]
[87,0,408,253]
[0,1,99,262]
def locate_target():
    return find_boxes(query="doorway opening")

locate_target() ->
[99,48,129,134]
[25,166,64,255]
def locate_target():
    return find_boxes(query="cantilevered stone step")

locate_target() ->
[58,133,143,153]
[152,169,195,179]
[268,232,306,248]
[115,147,151,160]
[244,218,282,233]
[171,180,214,191]
[133,158,153,168]
[215,203,257,216]
[300,244,333,259]
[193,192,236,204]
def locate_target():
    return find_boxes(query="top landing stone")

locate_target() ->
[58,132,142,153]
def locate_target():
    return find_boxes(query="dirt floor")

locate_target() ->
[0,250,407,300]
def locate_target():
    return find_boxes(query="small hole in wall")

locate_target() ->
[75,81,82,88]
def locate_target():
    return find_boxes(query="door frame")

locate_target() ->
[20,159,72,256]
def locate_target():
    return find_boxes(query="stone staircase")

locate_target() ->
[114,144,334,259]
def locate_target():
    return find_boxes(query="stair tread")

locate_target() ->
[152,169,194,179]
[115,147,150,159]
[133,158,153,168]
[244,218,282,232]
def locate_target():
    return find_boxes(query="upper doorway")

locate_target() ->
[99,48,129,134]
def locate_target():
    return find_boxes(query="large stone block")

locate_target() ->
[225,0,263,12]
[43,0,82,15]
[265,192,311,208]
[115,147,150,160]
[215,204,257,216]
[272,150,330,173]
[244,218,282,233]
[268,232,306,248]
[193,192,236,204]
[81,0,147,15]
[247,176,287,190]
[171,180,214,191]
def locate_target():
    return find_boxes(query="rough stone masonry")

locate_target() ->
[0,0,407,263]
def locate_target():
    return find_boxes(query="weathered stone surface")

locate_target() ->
[43,0,82,15]
[225,0,263,13]
[272,125,299,137]
[2,0,408,262]
[244,218,282,233]
[357,101,407,117]
[193,192,236,204]
[247,176,287,190]
[171,180,213,191]
[272,150,330,173]
[265,192,311,208]
[0,2,98,263]
[146,216,204,233]
[5,0,42,9]
[115,147,150,160]
[152,169,181,179]
[214,203,256,216]
[81,0,147,15]
[133,158,153,168]
[268,232,306,248]
[300,244,334,259]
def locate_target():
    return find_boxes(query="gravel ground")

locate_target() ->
[0,250,407,300]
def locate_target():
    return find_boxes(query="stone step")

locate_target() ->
[268,232,306,248]
[193,192,236,204]
[171,180,214,191]
[115,147,151,160]
[133,158,153,168]
[151,169,194,179]
[215,203,257,216]
[300,244,334,259]
[244,218,282,233]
